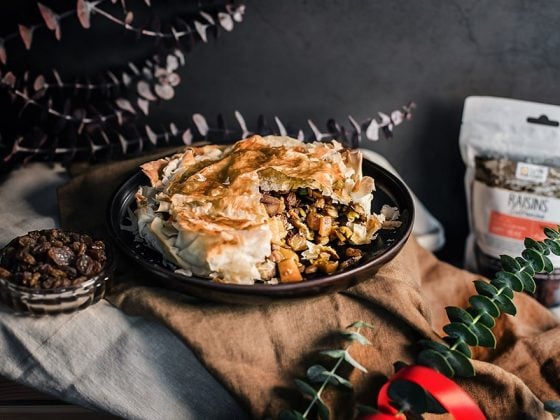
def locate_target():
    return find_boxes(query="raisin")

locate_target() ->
[1,229,106,290]
[48,247,75,266]
[76,254,95,276]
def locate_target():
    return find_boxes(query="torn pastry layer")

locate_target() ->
[135,135,399,285]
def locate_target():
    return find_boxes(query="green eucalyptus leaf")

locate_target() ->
[294,379,317,398]
[343,350,368,373]
[417,349,455,377]
[306,365,352,389]
[516,257,535,276]
[443,336,472,358]
[320,349,346,359]
[278,409,306,420]
[500,254,521,272]
[524,237,544,252]
[467,308,496,329]
[493,294,517,315]
[418,339,450,353]
[346,321,374,330]
[388,379,428,414]
[544,227,560,239]
[544,238,560,256]
[544,400,560,415]
[514,270,535,294]
[418,339,474,377]
[341,331,371,346]
[474,280,499,298]
[306,365,330,384]
[443,322,479,346]
[317,398,330,420]
[393,361,409,372]
[496,284,514,299]
[543,255,554,273]
[446,348,476,377]
[469,295,501,317]
[494,271,523,292]
[522,248,545,272]
[470,323,497,348]
[446,306,474,324]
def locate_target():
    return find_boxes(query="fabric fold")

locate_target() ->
[58,151,560,419]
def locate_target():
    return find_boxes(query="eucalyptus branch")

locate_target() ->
[279,321,374,420]
[0,1,244,65]
[416,227,560,378]
[2,123,189,164]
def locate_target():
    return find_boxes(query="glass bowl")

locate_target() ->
[0,236,115,316]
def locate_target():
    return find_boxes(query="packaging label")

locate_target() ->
[472,180,560,260]
[515,162,549,183]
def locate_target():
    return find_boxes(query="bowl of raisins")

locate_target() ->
[0,229,114,315]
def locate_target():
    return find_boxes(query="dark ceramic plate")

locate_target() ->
[107,159,414,304]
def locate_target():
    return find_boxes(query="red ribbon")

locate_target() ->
[362,365,486,420]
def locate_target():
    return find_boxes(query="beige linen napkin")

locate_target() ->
[58,153,560,419]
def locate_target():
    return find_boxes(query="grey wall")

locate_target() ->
[3,0,560,264]
[158,0,560,263]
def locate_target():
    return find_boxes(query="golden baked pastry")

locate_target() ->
[135,135,398,284]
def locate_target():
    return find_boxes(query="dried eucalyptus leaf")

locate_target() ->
[145,125,157,145]
[274,116,287,136]
[391,110,404,126]
[155,83,174,100]
[365,119,379,141]
[228,4,245,22]
[137,98,149,115]
[137,80,157,101]
[1,72,17,88]
[18,25,34,50]
[166,54,179,72]
[199,11,215,25]
[76,0,92,28]
[38,3,58,30]
[174,49,186,66]
[308,119,324,141]
[234,110,250,138]
[33,75,46,91]
[115,98,136,114]
[0,40,6,65]
[192,113,209,136]
[218,12,234,31]
[194,21,208,42]
[125,11,134,25]
[122,72,132,86]
[182,128,192,145]
[167,73,181,87]
[52,69,63,87]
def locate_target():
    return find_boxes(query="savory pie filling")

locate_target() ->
[135,135,400,285]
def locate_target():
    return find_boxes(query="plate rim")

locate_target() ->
[106,158,415,298]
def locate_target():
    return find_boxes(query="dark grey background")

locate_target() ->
[3,0,560,264]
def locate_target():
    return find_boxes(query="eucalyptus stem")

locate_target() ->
[417,227,560,379]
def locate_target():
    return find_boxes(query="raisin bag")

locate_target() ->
[460,96,560,308]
